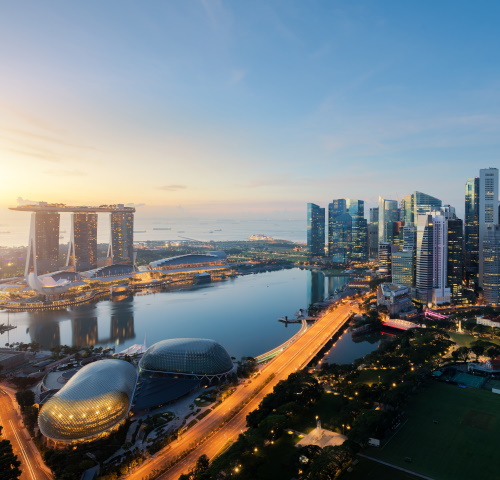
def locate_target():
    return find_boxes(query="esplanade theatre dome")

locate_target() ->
[138,338,233,379]
[39,359,137,443]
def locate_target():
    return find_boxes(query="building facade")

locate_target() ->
[328,199,347,258]
[465,177,479,286]
[347,199,367,261]
[483,224,500,305]
[66,213,98,271]
[25,212,60,275]
[479,168,499,287]
[392,250,414,290]
[108,212,134,264]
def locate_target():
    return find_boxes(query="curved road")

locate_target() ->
[0,385,53,480]
[125,302,354,480]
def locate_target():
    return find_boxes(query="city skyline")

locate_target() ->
[1,1,500,227]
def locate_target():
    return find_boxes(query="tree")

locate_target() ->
[454,346,471,363]
[0,438,22,479]
[487,346,500,360]
[470,344,485,361]
[15,390,35,410]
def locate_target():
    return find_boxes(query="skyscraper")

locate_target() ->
[402,191,442,224]
[447,217,464,304]
[431,213,450,305]
[25,212,60,275]
[347,199,367,261]
[108,212,134,264]
[328,199,347,257]
[378,197,399,244]
[392,250,414,290]
[415,214,434,304]
[67,213,98,271]
[479,168,499,287]
[330,212,352,263]
[307,203,325,257]
[465,177,479,286]
[483,224,500,305]
[378,242,393,274]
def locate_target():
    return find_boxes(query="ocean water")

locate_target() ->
[0,214,306,248]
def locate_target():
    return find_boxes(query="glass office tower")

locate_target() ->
[465,177,479,286]
[483,224,500,305]
[307,203,325,257]
[328,199,347,257]
[448,218,464,304]
[479,168,499,287]
[347,199,367,261]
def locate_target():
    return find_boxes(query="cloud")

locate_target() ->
[17,197,39,206]
[42,169,87,177]
[157,184,187,191]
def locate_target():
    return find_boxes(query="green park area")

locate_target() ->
[448,332,500,347]
[365,381,500,480]
[356,369,395,386]
[341,457,422,480]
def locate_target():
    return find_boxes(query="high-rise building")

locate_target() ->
[368,223,379,260]
[25,212,60,275]
[378,197,399,244]
[415,214,434,305]
[328,199,347,257]
[108,212,134,264]
[347,199,367,261]
[448,217,464,304]
[307,203,325,257]
[369,207,379,224]
[378,242,393,274]
[392,250,414,290]
[402,223,417,251]
[67,213,98,272]
[483,224,500,305]
[402,191,442,223]
[479,168,499,287]
[431,213,450,305]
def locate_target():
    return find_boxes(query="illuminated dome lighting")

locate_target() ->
[139,338,233,379]
[38,359,137,443]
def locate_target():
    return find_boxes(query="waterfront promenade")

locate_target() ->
[125,301,353,480]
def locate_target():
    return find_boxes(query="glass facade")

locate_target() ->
[483,224,500,305]
[328,199,347,257]
[465,177,479,285]
[479,169,499,287]
[447,218,464,304]
[139,338,234,377]
[392,250,414,290]
[378,197,399,244]
[347,199,367,261]
[415,214,434,304]
[307,203,325,257]
[38,359,137,443]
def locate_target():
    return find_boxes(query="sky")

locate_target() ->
[1,0,500,226]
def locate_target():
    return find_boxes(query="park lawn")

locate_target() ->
[356,369,394,386]
[449,332,500,347]
[340,457,422,480]
[368,381,500,480]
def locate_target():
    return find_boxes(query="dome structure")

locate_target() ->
[139,338,233,379]
[38,359,137,443]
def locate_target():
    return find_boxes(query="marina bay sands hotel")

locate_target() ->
[10,202,135,275]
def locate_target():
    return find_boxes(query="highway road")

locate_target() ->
[125,302,354,480]
[0,386,53,480]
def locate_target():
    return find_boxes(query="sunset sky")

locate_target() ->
[1,0,500,226]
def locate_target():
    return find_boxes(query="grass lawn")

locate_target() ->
[448,332,500,347]
[340,457,422,480]
[356,369,395,386]
[367,381,500,480]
